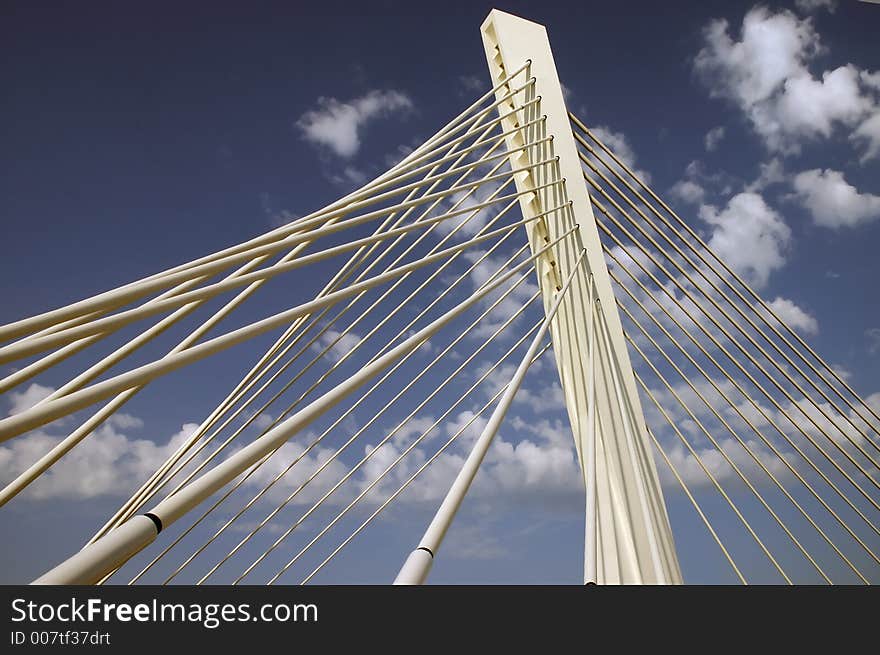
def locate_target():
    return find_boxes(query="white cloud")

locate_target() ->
[252,413,275,430]
[669,160,736,207]
[463,250,540,340]
[765,296,819,335]
[830,364,852,382]
[704,126,726,151]
[421,411,582,505]
[699,192,791,288]
[670,179,706,206]
[0,419,197,500]
[746,157,786,192]
[695,8,818,109]
[560,82,574,103]
[6,383,54,416]
[863,70,880,92]
[246,438,353,506]
[395,415,441,447]
[485,432,581,494]
[441,522,509,560]
[0,412,360,508]
[658,436,792,490]
[641,377,808,490]
[695,7,878,156]
[296,90,414,158]
[458,75,485,93]
[328,165,368,188]
[791,168,880,228]
[607,243,657,281]
[770,393,880,457]
[867,328,880,355]
[259,192,300,228]
[6,383,69,430]
[383,143,415,168]
[437,179,504,238]
[588,125,652,184]
[475,362,567,415]
[773,65,873,141]
[268,210,299,228]
[794,0,837,13]
[591,126,635,169]
[354,405,583,510]
[108,413,145,430]
[312,329,363,362]
[852,111,880,163]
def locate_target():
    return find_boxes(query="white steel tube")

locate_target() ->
[33,516,159,585]
[0,155,538,349]
[153,284,539,586]
[298,356,525,584]
[0,276,208,394]
[104,164,540,537]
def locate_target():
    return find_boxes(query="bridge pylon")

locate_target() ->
[480,9,682,584]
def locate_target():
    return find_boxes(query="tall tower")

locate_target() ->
[481,9,682,584]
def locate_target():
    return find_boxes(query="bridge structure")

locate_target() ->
[1,10,878,585]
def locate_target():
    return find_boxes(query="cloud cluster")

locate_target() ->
[746,157,786,192]
[0,412,198,501]
[698,192,791,288]
[462,249,540,340]
[475,360,567,415]
[669,160,736,207]
[794,0,837,14]
[704,126,726,152]
[852,110,880,163]
[436,179,506,239]
[366,407,583,510]
[643,361,880,493]
[765,296,819,336]
[866,328,880,356]
[694,7,880,159]
[6,383,55,417]
[296,90,414,158]
[659,436,792,490]
[312,328,364,363]
[670,179,706,206]
[790,168,880,228]
[0,372,582,510]
[587,125,652,184]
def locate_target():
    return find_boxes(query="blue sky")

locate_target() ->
[1,0,879,584]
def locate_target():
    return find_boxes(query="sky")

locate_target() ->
[1,0,879,584]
